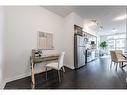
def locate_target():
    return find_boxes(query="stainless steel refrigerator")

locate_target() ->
[74,34,86,69]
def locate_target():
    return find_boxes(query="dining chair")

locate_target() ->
[115,50,127,68]
[45,52,65,82]
[110,51,117,70]
[110,50,127,71]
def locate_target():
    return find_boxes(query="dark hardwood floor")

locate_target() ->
[4,56,127,89]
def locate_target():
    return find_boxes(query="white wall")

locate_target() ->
[3,7,100,84]
[0,7,5,88]
[64,12,84,69]
[64,13,75,69]
[73,13,84,27]
[4,7,65,82]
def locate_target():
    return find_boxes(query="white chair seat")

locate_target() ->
[46,62,59,70]
[45,52,65,81]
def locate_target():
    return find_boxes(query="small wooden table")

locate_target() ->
[30,50,59,87]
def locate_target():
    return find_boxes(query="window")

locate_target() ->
[108,40,115,50]
[100,32,126,54]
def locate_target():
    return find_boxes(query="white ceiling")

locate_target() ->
[43,6,126,35]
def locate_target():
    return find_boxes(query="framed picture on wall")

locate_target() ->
[37,31,54,50]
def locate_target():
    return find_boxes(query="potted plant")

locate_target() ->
[100,41,108,56]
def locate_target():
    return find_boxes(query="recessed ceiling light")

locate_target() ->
[114,14,127,21]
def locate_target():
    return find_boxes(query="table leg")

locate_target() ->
[62,66,65,72]
[31,61,35,85]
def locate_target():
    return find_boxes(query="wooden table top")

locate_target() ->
[30,54,59,63]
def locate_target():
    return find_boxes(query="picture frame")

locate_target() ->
[37,31,54,50]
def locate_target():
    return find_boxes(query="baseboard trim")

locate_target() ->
[5,72,31,84]
[4,65,74,88]
[5,69,50,86]
[64,64,74,69]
